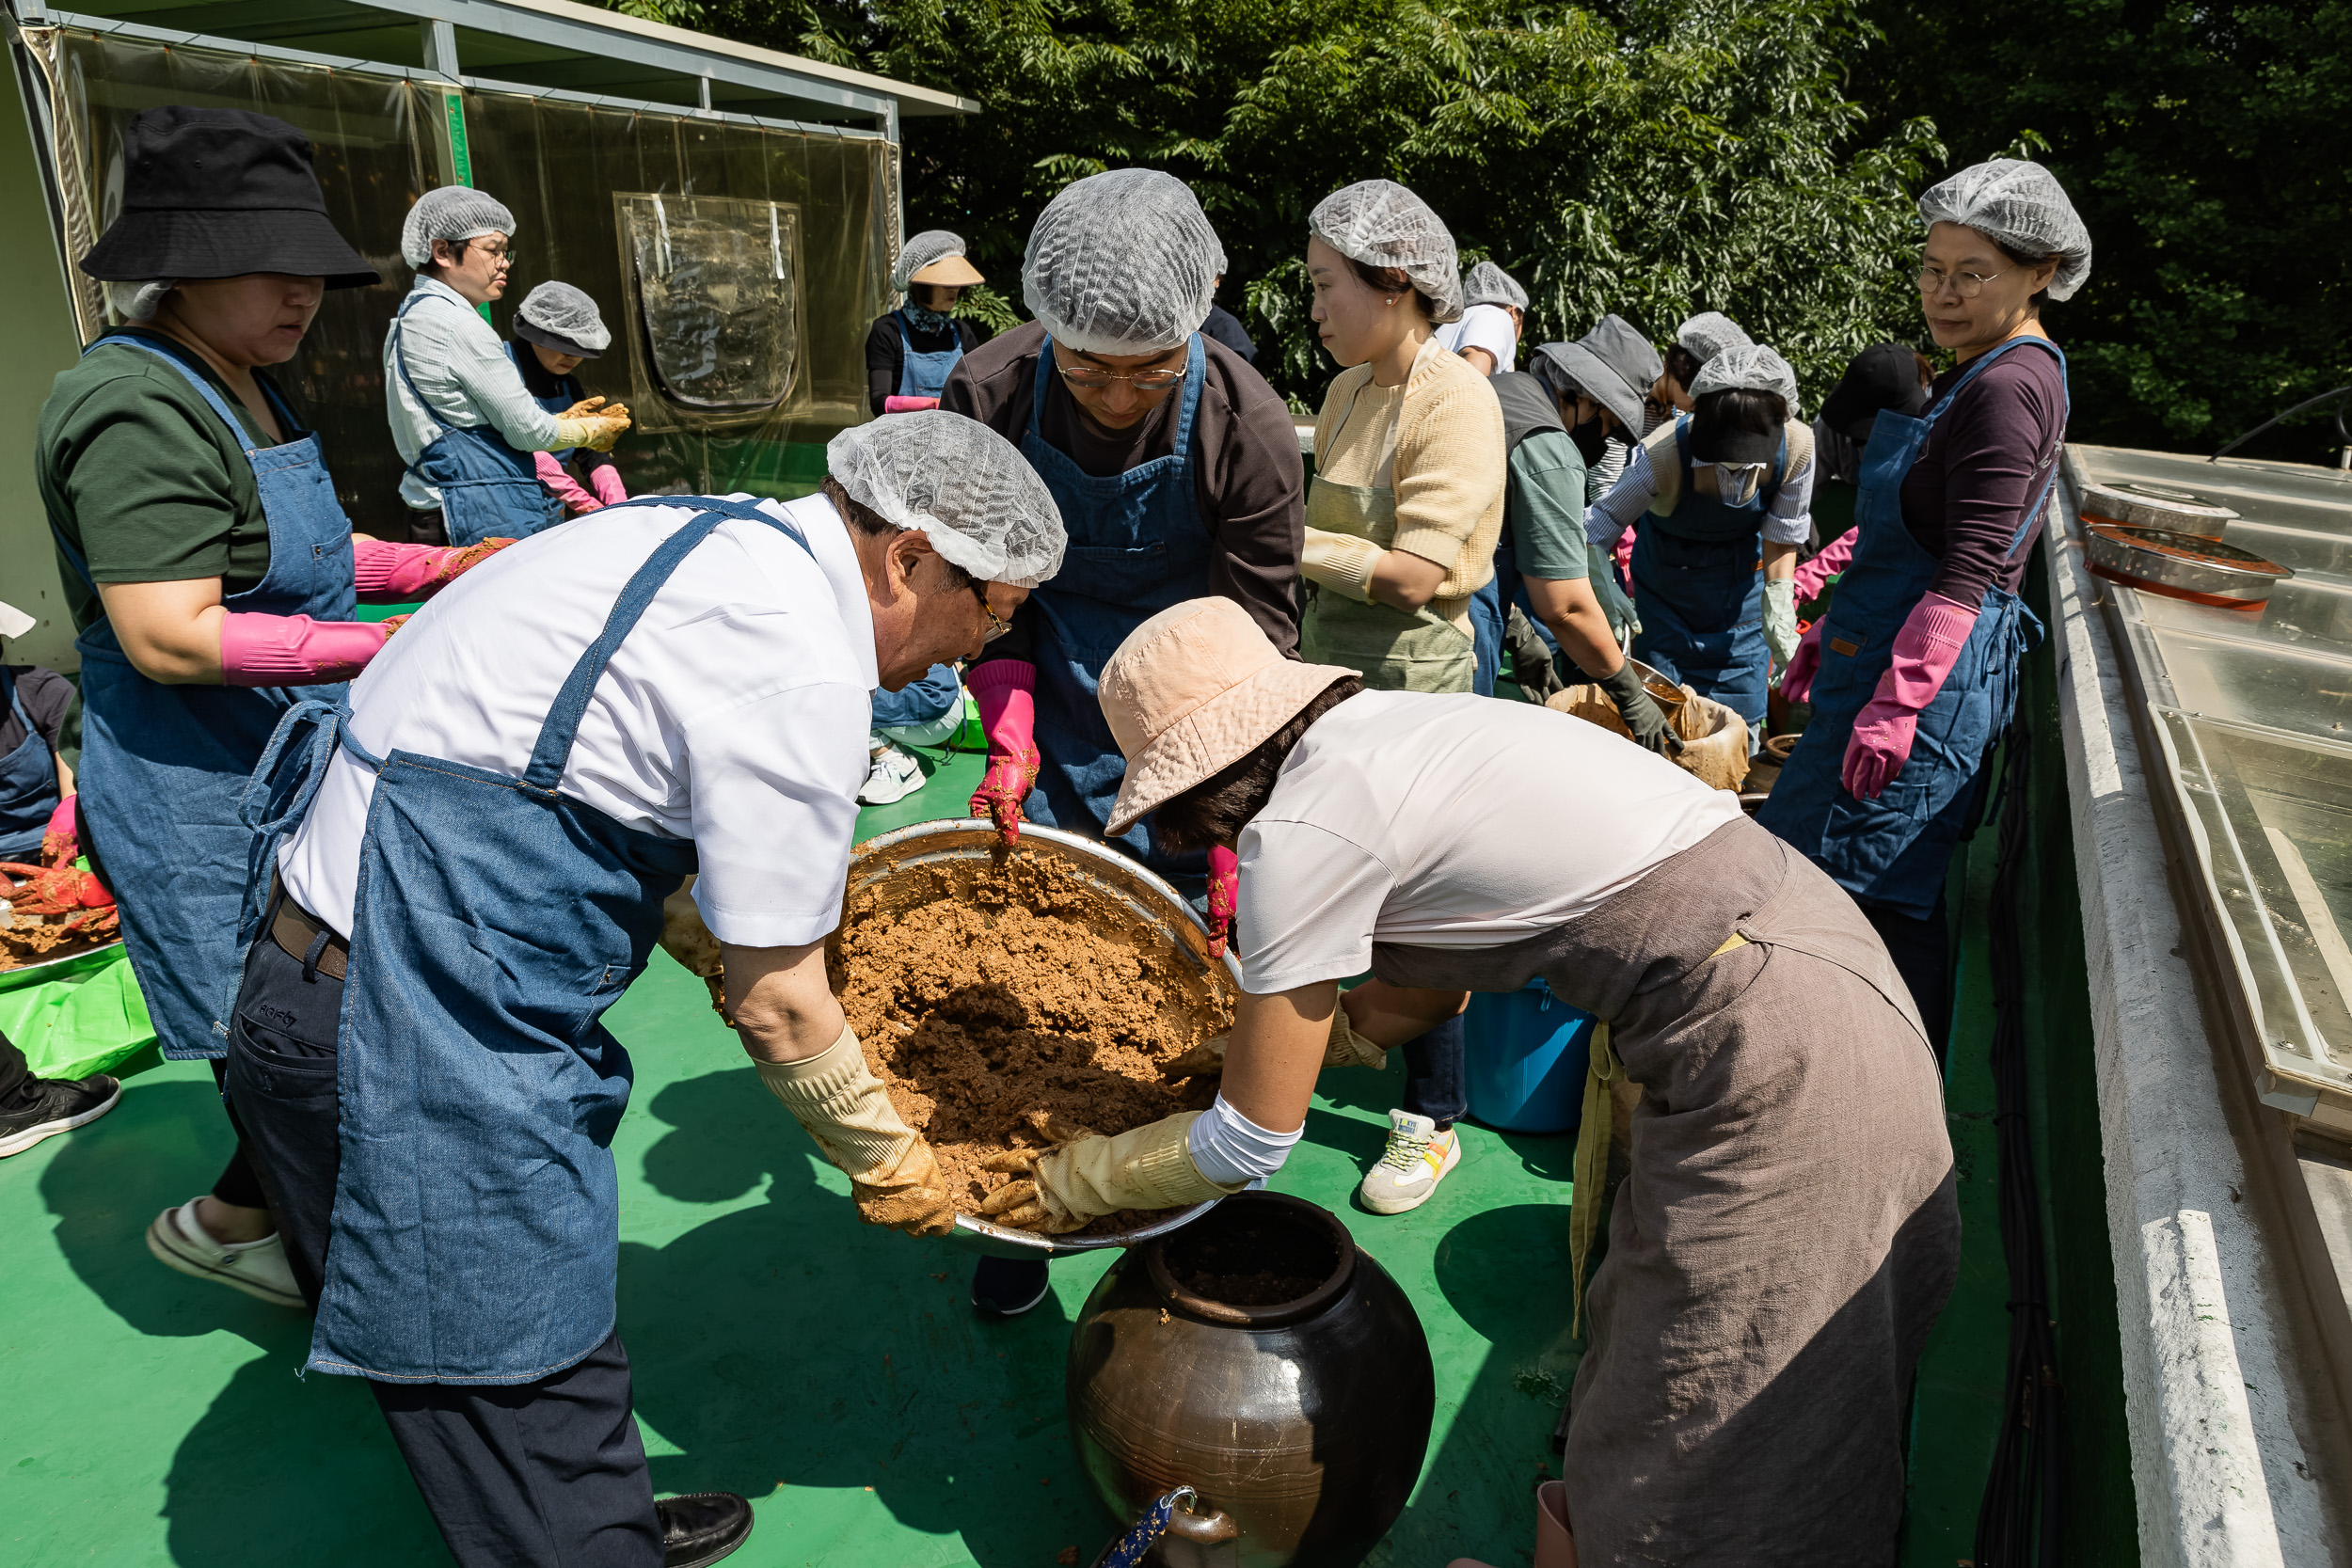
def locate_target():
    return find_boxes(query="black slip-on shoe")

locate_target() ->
[658,1491,752,1568]
[0,1073,120,1158]
[971,1254,1052,1317]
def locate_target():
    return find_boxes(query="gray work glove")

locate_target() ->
[1597,663,1682,757]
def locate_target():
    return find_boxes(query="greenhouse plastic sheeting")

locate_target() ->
[0,944,155,1083]
[20,25,891,531]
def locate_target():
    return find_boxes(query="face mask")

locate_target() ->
[1696,461,1772,505]
[1569,418,1610,467]
[904,304,955,335]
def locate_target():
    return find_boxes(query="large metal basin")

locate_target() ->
[835,819,1239,1259]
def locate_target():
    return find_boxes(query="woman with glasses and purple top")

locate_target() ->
[939,167,1305,1317]
[1760,160,2088,1064]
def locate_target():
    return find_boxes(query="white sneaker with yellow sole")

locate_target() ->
[1359,1110,1461,1215]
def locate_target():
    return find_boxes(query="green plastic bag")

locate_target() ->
[0,946,155,1082]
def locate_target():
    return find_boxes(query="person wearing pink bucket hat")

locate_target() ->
[988,594,1963,1567]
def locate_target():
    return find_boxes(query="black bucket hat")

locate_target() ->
[1820,342,1930,444]
[79,107,378,288]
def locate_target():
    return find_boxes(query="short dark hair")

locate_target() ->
[1345,258,1440,325]
[1152,676,1365,852]
[1661,343,1703,396]
[1690,386,1788,450]
[820,475,975,588]
[1990,237,2057,309]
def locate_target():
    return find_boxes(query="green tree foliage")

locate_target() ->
[679,0,1941,409]
[1856,0,2352,461]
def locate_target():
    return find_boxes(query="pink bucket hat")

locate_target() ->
[1101,598,1359,836]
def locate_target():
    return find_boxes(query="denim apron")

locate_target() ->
[54,332,355,1061]
[1017,337,1214,882]
[239,496,808,1383]
[1757,337,2065,919]
[391,291,564,546]
[506,340,585,462]
[1630,418,1780,736]
[894,310,964,400]
[0,667,60,860]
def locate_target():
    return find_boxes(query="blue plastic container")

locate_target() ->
[1462,977,1597,1133]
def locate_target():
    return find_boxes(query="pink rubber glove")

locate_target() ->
[1205,845,1239,960]
[1842,593,1979,800]
[219,612,389,687]
[884,395,941,414]
[967,660,1040,845]
[352,535,518,601]
[1779,620,1823,704]
[1613,526,1635,584]
[1793,529,1856,602]
[535,451,601,515]
[589,464,628,507]
[40,796,77,868]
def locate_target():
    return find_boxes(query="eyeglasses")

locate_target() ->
[1915,265,2004,300]
[1057,361,1184,391]
[970,581,1012,641]
[459,238,513,266]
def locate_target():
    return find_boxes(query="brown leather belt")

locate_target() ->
[272,893,350,981]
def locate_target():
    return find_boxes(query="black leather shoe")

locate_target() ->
[972,1255,1052,1317]
[658,1492,753,1568]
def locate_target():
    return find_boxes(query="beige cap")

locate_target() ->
[908,254,984,288]
[1101,598,1358,836]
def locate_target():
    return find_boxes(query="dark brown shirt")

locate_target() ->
[1899,340,2067,605]
[942,320,1305,657]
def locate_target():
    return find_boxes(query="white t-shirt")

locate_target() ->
[278,493,876,949]
[1434,304,1519,374]
[1233,691,1741,995]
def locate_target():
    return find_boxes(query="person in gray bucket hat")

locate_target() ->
[1532,314,1661,496]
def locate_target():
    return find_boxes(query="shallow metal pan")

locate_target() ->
[2079,480,2238,538]
[2083,523,2295,609]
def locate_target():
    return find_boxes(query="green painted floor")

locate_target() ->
[0,731,2040,1567]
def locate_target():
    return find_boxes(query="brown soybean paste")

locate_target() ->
[830,851,1231,1220]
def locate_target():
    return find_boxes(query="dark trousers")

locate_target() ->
[1860,892,1952,1072]
[405,507,449,546]
[1400,1014,1467,1129]
[225,917,661,1568]
[0,1028,30,1110]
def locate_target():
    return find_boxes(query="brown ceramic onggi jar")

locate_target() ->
[1066,1191,1436,1568]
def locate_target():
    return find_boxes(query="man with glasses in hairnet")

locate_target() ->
[385,186,632,546]
[940,166,1304,1317]
[220,412,1065,1568]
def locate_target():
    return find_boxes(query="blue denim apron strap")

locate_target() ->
[69,331,361,1059]
[1756,336,2067,916]
[894,310,965,400]
[1630,416,1778,731]
[1014,337,1215,889]
[0,666,60,860]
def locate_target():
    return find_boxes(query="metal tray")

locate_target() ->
[2083,523,2295,608]
[837,819,1240,1259]
[0,936,125,994]
[2079,479,2238,538]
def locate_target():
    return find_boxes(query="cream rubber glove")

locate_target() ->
[1762,578,1799,666]
[1302,527,1385,603]
[980,1112,1243,1233]
[757,1023,957,1237]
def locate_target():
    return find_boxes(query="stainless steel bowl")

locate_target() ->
[837,819,1239,1259]
[2083,523,2296,608]
[2079,480,2238,538]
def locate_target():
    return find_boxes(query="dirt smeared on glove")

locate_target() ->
[830,850,1232,1224]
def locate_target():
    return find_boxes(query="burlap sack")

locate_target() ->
[1547,676,1751,793]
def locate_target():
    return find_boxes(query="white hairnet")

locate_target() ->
[1309,180,1462,324]
[516,281,610,354]
[892,230,967,293]
[401,186,516,269]
[105,279,176,322]
[1461,261,1526,310]
[1692,343,1800,413]
[1917,158,2092,302]
[1022,169,1221,355]
[827,411,1068,590]
[1675,311,1752,365]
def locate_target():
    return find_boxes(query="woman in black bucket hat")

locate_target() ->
[38,105,514,1315]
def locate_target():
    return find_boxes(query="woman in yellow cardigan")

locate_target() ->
[1299,181,1506,697]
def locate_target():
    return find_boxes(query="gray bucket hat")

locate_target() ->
[1532,315,1662,434]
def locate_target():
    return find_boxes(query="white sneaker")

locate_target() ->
[856,741,926,806]
[1358,1111,1462,1215]
[146,1197,305,1308]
